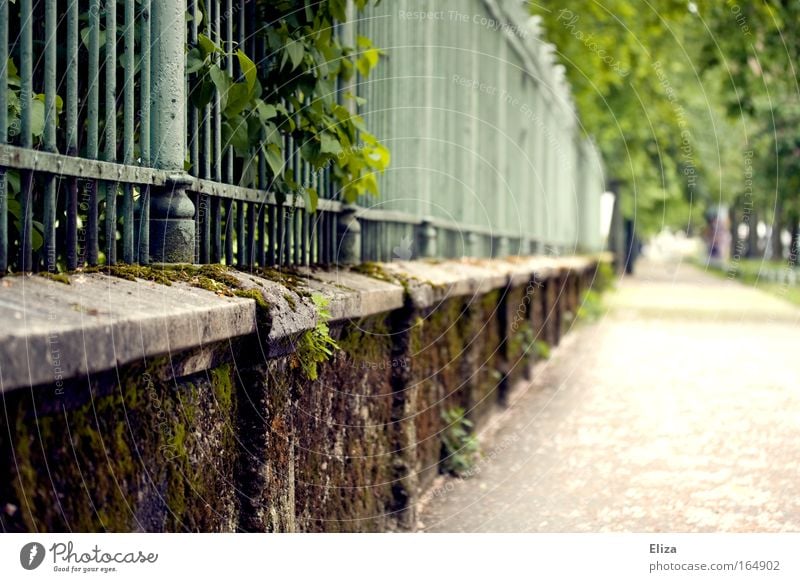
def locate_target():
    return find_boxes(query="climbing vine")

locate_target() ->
[186,0,390,209]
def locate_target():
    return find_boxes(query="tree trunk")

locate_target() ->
[790,216,800,266]
[729,201,740,259]
[771,200,784,261]
[747,210,760,258]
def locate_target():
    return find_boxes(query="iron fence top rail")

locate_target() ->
[0,141,530,238]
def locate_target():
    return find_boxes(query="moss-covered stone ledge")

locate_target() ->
[0,254,610,532]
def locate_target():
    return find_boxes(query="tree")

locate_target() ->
[530,1,746,237]
[696,0,800,260]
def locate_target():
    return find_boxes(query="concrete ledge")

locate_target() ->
[0,255,602,392]
[0,274,256,392]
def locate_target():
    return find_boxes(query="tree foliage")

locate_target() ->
[529,1,751,235]
[696,0,800,232]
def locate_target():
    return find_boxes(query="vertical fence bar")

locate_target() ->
[19,0,33,271]
[86,0,100,266]
[276,204,285,265]
[224,200,234,264]
[201,0,212,263]
[258,204,266,266]
[246,201,255,266]
[267,204,276,265]
[294,208,307,265]
[225,0,233,184]
[122,0,135,263]
[213,0,224,263]
[237,201,245,266]
[189,0,200,263]
[0,0,7,274]
[65,0,79,270]
[284,207,292,265]
[138,0,152,264]
[104,0,118,264]
[43,0,58,272]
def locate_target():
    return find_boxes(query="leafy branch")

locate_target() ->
[186,0,390,209]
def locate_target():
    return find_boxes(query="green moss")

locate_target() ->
[233,288,272,333]
[233,288,269,310]
[351,262,429,297]
[352,262,395,282]
[38,271,71,284]
[244,266,309,296]
[82,263,244,296]
[8,357,238,532]
[337,315,392,364]
[210,364,234,414]
[282,293,298,311]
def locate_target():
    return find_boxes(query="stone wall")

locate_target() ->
[0,255,609,532]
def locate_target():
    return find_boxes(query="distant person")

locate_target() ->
[624,219,640,274]
[704,208,730,263]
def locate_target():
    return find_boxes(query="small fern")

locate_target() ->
[294,293,339,380]
[533,339,551,360]
[440,407,479,476]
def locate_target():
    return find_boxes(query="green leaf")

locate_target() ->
[339,58,354,81]
[285,40,305,71]
[6,58,19,83]
[30,222,44,251]
[263,143,284,177]
[236,49,258,94]
[356,48,380,77]
[197,33,222,57]
[365,143,390,170]
[190,77,214,109]
[208,64,230,111]
[256,101,277,122]
[6,170,20,194]
[303,186,319,213]
[29,98,45,137]
[222,115,250,153]
[224,82,251,117]
[319,132,342,156]
[80,27,106,50]
[186,48,206,74]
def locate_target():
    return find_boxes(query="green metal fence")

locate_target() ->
[0,0,605,275]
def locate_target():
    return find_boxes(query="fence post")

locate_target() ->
[494,235,509,258]
[417,218,437,259]
[149,0,194,263]
[336,205,361,265]
[465,232,478,258]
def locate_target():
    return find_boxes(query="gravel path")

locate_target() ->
[418,259,800,532]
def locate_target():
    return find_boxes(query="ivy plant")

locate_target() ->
[186,0,390,210]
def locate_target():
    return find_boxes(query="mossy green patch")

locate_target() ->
[351,262,421,294]
[282,293,298,311]
[81,263,244,295]
[38,271,71,284]
[7,359,238,532]
[244,266,309,296]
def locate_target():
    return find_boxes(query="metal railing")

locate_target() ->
[0,0,605,275]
